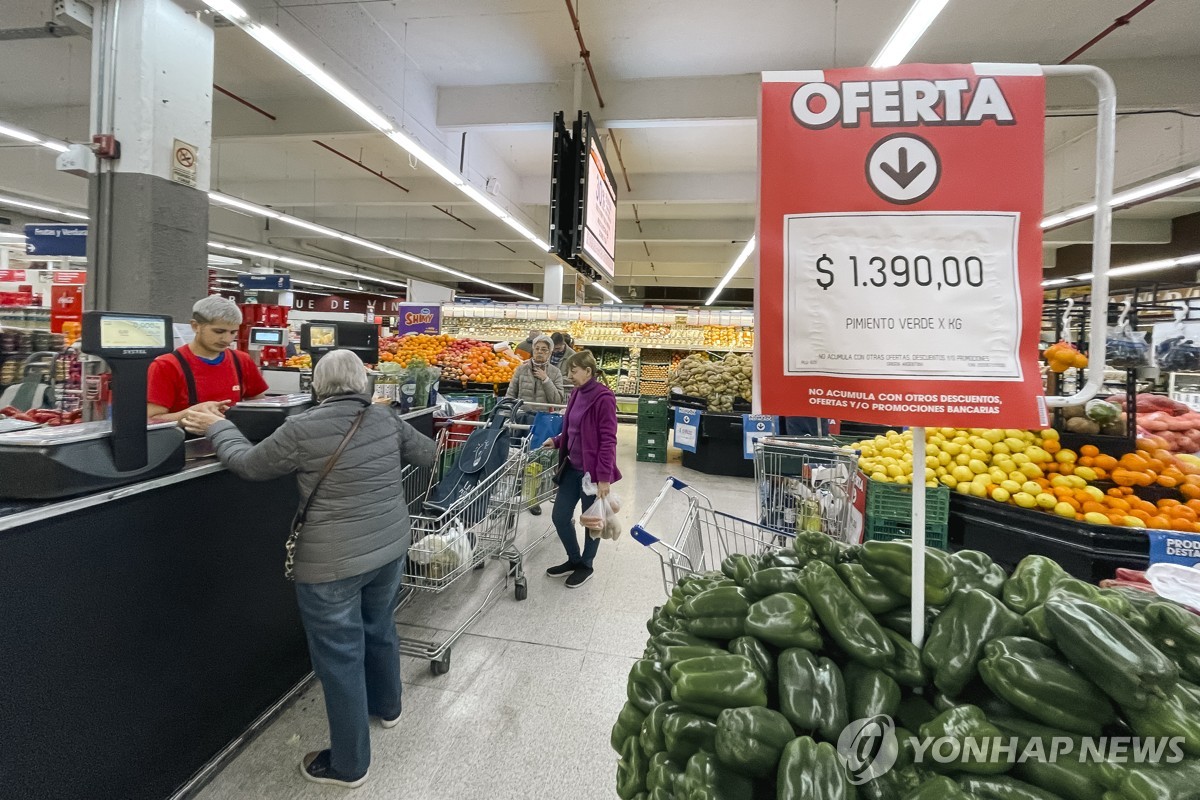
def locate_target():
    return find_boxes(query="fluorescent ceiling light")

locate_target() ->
[0,193,88,221]
[0,232,25,240]
[208,240,415,292]
[1042,166,1200,230]
[209,192,281,218]
[705,237,757,306]
[871,0,950,68]
[1041,278,1071,287]
[594,283,621,303]
[0,121,70,153]
[1063,252,1200,283]
[201,1,549,254]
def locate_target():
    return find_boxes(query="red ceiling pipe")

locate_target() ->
[312,140,410,193]
[1060,0,1160,64]
[564,0,605,108]
[213,84,277,120]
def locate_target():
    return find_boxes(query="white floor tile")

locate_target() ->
[195,423,757,799]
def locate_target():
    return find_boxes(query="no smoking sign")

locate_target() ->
[172,139,198,187]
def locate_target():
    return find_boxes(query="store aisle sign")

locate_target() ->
[238,274,292,290]
[24,224,87,257]
[757,65,1047,428]
[395,303,441,335]
[51,270,87,285]
[673,408,701,453]
[743,414,777,459]
[0,269,27,282]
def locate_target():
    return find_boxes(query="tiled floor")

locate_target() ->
[194,424,759,800]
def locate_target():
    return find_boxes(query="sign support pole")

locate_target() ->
[910,427,927,648]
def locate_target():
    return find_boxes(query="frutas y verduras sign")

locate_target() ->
[756,65,1048,428]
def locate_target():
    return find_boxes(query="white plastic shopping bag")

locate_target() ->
[580,472,622,539]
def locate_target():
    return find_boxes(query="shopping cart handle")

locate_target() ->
[668,476,688,490]
[631,525,659,546]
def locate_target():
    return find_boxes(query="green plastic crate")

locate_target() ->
[444,392,496,419]
[637,444,669,464]
[865,516,949,551]
[637,415,670,435]
[638,430,669,450]
[866,480,951,527]
[638,396,669,417]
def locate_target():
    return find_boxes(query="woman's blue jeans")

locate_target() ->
[552,464,600,568]
[293,556,405,780]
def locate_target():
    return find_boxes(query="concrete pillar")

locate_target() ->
[86,0,213,322]
[543,261,564,305]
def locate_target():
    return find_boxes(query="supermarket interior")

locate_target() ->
[3,1,1200,799]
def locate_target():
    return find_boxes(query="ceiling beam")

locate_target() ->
[1043,218,1173,247]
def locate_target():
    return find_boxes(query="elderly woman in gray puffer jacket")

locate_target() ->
[182,349,435,789]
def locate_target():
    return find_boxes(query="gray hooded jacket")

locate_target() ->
[206,394,436,583]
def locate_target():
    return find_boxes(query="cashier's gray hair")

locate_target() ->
[191,295,243,326]
[312,349,369,399]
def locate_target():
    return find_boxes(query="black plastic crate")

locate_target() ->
[948,493,1149,582]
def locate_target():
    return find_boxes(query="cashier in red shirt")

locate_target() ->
[146,296,269,422]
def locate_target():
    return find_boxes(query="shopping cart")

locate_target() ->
[753,437,860,544]
[394,410,556,675]
[632,477,792,595]
[517,401,567,516]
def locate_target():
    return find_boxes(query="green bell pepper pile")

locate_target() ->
[620,544,1200,800]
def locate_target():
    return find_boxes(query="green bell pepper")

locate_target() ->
[745,566,803,598]
[778,648,848,742]
[614,701,649,754]
[904,775,975,800]
[880,628,930,688]
[681,587,753,640]
[994,719,1102,800]
[744,592,823,650]
[795,560,895,669]
[844,661,902,721]
[837,562,908,615]
[660,645,731,669]
[878,605,942,636]
[766,550,804,569]
[1134,601,1200,684]
[679,750,754,800]
[860,540,956,607]
[1050,578,1133,618]
[1044,594,1179,710]
[647,789,670,800]
[918,705,1012,775]
[921,588,1026,697]
[728,636,777,687]
[714,706,795,778]
[629,659,674,714]
[642,702,686,757]
[950,550,1007,598]
[897,695,939,731]
[670,655,768,715]
[664,712,719,763]
[648,752,685,794]
[1022,605,1054,644]
[977,636,1116,736]
[1099,759,1200,800]
[793,530,843,565]
[776,736,855,800]
[957,775,1064,800]
[722,553,750,581]
[619,733,651,799]
[654,630,724,651]
[861,765,924,800]
[682,575,738,598]
[1001,555,1068,615]
[1120,679,1200,756]
[649,615,678,637]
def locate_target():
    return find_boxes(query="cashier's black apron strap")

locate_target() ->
[171,350,199,407]
[171,349,246,408]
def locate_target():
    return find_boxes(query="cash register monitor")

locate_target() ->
[249,327,286,346]
[82,311,174,471]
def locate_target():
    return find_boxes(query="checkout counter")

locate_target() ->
[0,313,436,800]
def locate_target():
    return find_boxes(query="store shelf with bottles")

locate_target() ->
[0,306,51,331]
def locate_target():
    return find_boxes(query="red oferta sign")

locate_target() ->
[756,64,1048,428]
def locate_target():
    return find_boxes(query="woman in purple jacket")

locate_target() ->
[540,350,622,588]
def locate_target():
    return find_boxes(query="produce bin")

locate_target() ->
[637,444,669,464]
[637,430,669,450]
[865,479,951,548]
[679,412,754,478]
[948,493,1149,581]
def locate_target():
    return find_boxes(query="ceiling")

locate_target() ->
[0,0,1198,302]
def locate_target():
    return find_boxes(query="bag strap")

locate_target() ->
[171,350,199,407]
[296,407,368,528]
[230,348,245,400]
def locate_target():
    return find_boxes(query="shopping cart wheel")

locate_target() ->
[474,560,486,571]
[431,652,451,676]
[514,578,528,601]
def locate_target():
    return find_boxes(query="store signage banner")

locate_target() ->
[757,64,1047,428]
[395,303,441,335]
[743,414,777,459]
[0,269,27,282]
[24,224,87,257]
[51,270,87,285]
[673,407,701,453]
[238,274,291,290]
[50,284,84,333]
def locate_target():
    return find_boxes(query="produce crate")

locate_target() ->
[638,429,669,450]
[948,493,1149,581]
[865,516,950,550]
[443,392,497,419]
[638,395,670,418]
[866,480,951,528]
[637,444,669,464]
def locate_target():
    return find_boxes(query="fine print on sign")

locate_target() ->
[757,64,1047,428]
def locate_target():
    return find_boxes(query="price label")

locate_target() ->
[785,211,1021,381]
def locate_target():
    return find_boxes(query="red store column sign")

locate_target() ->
[757,65,1047,428]
[50,285,84,333]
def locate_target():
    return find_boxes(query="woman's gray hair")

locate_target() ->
[531,334,554,350]
[312,349,368,399]
[191,295,243,326]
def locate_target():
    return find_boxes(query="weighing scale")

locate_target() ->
[0,310,185,500]
[224,393,314,442]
